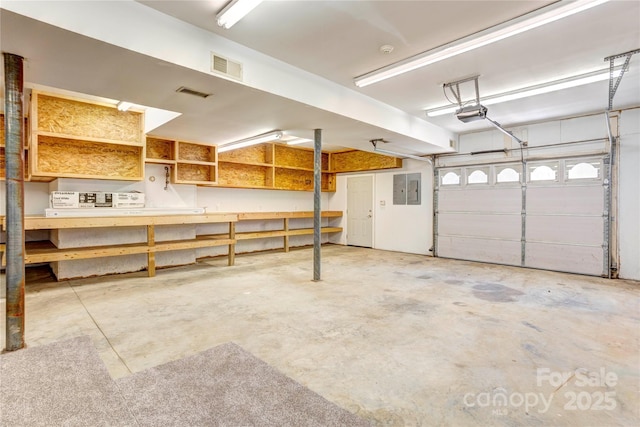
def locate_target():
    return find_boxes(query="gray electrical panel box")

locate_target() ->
[407,173,421,205]
[393,174,407,205]
[393,173,421,205]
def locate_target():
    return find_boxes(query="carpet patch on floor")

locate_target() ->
[115,342,369,427]
[0,336,135,427]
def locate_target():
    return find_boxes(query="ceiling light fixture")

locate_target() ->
[218,130,283,153]
[116,101,133,111]
[216,0,263,29]
[425,67,623,117]
[370,139,432,163]
[354,0,610,87]
[286,137,313,146]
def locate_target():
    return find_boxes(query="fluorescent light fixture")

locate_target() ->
[426,67,622,117]
[218,130,283,153]
[116,101,133,111]
[354,0,610,87]
[373,147,432,163]
[216,0,263,29]
[286,137,313,146]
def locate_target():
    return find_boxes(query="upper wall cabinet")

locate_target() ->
[29,90,145,181]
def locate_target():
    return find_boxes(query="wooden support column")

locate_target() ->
[228,222,235,266]
[147,225,156,277]
[283,218,290,252]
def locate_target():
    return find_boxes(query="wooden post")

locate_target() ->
[147,224,156,277]
[283,218,290,252]
[228,222,235,266]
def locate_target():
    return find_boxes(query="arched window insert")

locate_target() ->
[566,160,601,180]
[496,166,521,183]
[441,170,461,186]
[466,167,489,185]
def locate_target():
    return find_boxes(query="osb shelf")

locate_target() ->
[330,149,402,172]
[274,168,315,191]
[29,90,145,181]
[218,162,273,188]
[34,135,143,180]
[218,143,273,165]
[175,163,217,185]
[146,137,175,163]
[177,141,216,163]
[35,92,144,144]
[171,139,218,185]
[274,144,313,169]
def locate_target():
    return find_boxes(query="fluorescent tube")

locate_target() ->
[425,68,622,117]
[355,0,610,87]
[217,0,263,29]
[218,130,283,152]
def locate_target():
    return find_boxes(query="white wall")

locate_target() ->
[618,108,640,281]
[329,159,434,255]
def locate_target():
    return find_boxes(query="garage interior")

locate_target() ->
[1,1,639,426]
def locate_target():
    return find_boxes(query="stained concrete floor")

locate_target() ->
[1,245,639,426]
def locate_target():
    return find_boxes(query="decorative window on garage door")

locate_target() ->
[496,164,521,184]
[529,161,559,182]
[440,169,461,186]
[565,158,601,181]
[466,167,489,185]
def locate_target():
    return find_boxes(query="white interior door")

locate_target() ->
[347,175,373,247]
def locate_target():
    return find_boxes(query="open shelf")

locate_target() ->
[29,90,145,181]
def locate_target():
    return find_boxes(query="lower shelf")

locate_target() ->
[19,237,234,265]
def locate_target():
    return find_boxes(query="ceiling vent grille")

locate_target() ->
[211,52,243,81]
[175,86,211,98]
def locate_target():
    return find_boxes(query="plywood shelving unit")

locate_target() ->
[146,139,401,191]
[217,143,337,192]
[29,90,145,181]
[175,140,217,185]
[218,143,274,189]
[145,137,176,165]
[145,136,218,185]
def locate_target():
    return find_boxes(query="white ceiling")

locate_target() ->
[1,0,639,154]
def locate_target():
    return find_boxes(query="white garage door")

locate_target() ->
[435,156,609,277]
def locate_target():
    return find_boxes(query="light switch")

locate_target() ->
[380,200,386,206]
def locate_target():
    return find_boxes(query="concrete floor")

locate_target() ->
[1,245,639,426]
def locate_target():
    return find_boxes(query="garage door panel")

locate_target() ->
[438,236,521,266]
[527,186,604,215]
[438,188,521,213]
[526,215,604,246]
[525,242,604,276]
[439,213,521,239]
